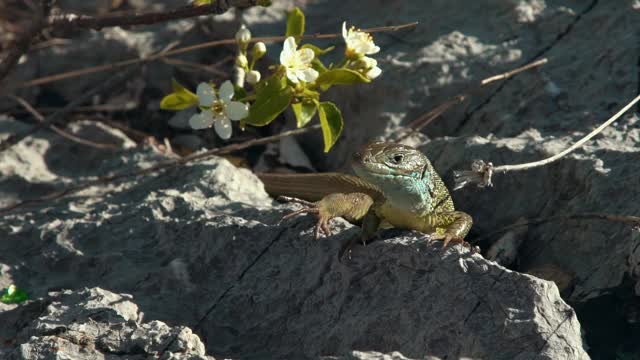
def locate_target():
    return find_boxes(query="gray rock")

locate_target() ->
[0,120,587,359]
[0,287,213,359]
[242,1,640,343]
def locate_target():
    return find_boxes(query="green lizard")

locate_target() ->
[258,141,474,253]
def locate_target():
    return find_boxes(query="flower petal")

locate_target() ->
[219,80,235,102]
[196,83,216,106]
[286,69,299,84]
[298,68,319,83]
[342,21,348,40]
[367,45,380,55]
[280,37,297,66]
[362,56,377,68]
[189,111,214,129]
[366,66,382,80]
[226,101,249,120]
[297,48,315,64]
[214,116,232,139]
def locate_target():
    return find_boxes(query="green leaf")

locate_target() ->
[161,79,198,110]
[245,76,293,126]
[1,285,28,304]
[285,7,305,37]
[315,68,370,91]
[192,0,212,5]
[317,101,343,152]
[301,44,335,56]
[292,101,317,128]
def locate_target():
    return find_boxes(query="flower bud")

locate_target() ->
[235,24,251,44]
[251,42,267,60]
[234,66,246,88]
[246,70,261,85]
[236,54,248,68]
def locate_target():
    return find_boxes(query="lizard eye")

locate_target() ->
[392,154,404,163]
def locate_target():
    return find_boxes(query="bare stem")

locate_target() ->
[453,93,640,190]
[0,67,135,153]
[49,1,260,32]
[8,95,120,150]
[0,124,321,215]
[494,93,640,172]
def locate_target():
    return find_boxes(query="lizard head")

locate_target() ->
[351,141,436,212]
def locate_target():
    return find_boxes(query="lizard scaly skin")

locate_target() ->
[259,142,473,252]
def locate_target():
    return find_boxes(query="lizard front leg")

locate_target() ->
[279,192,374,239]
[419,211,475,251]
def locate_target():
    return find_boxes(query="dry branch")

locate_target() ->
[13,22,418,90]
[453,93,640,190]
[0,125,321,215]
[396,58,548,141]
[49,1,261,32]
[0,68,134,153]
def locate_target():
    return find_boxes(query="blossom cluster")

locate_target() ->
[160,8,383,150]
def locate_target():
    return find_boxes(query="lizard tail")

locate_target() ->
[256,172,383,202]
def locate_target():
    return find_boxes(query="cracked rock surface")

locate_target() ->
[0,119,588,359]
[0,288,212,359]
[3,0,639,358]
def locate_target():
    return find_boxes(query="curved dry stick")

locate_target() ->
[454,93,640,190]
[8,95,120,150]
[0,68,134,153]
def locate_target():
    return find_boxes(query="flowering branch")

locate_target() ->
[11,22,417,90]
[160,8,398,152]
[453,93,640,190]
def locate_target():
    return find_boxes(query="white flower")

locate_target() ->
[361,56,382,80]
[246,70,261,85]
[252,41,267,59]
[279,36,318,84]
[189,81,249,139]
[342,21,380,57]
[235,24,251,44]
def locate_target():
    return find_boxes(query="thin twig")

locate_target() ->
[397,58,548,141]
[49,1,260,32]
[0,124,321,214]
[161,57,228,77]
[0,67,135,153]
[0,1,255,86]
[12,22,419,90]
[0,0,51,83]
[453,93,640,190]
[8,95,120,150]
[474,213,640,243]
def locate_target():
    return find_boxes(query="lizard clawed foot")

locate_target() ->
[277,196,334,240]
[428,233,478,253]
